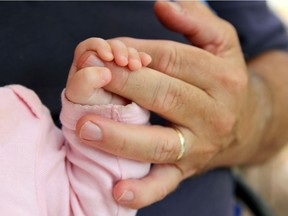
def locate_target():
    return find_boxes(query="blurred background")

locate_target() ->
[268,0,288,25]
[241,2,288,216]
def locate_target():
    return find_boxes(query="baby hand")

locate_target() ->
[66,38,152,105]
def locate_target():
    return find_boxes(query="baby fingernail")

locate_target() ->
[117,190,134,202]
[84,55,105,67]
[80,121,102,141]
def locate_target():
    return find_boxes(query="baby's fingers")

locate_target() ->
[108,39,129,67]
[139,52,152,67]
[127,49,152,70]
[108,39,152,71]
[127,47,142,71]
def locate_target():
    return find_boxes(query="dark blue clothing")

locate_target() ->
[138,169,234,216]
[208,1,288,59]
[0,2,287,216]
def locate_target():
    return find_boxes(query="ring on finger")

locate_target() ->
[174,127,186,161]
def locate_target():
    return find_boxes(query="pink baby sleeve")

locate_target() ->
[60,90,151,216]
[0,85,69,216]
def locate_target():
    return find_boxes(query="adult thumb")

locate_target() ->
[154,1,239,55]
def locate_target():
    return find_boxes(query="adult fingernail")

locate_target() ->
[84,55,105,67]
[168,2,182,12]
[80,121,102,141]
[117,190,134,202]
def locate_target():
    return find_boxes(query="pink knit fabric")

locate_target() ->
[0,85,150,216]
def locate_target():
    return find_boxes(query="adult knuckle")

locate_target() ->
[218,114,236,138]
[234,69,248,93]
[209,110,236,139]
[157,41,180,75]
[162,83,183,114]
[150,79,184,115]
[219,68,247,94]
[221,19,238,39]
[152,136,177,162]
[225,20,236,33]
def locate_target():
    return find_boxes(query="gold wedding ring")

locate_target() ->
[174,127,186,161]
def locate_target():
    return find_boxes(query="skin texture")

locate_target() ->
[70,2,288,209]
[65,38,151,106]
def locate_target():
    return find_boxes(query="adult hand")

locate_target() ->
[74,1,288,209]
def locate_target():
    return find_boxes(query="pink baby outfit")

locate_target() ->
[0,85,150,216]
